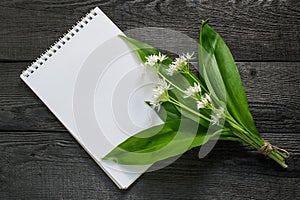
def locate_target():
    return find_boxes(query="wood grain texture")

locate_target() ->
[0,0,300,199]
[0,0,299,61]
[0,131,299,199]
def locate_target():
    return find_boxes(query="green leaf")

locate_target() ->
[119,35,159,63]
[102,119,216,165]
[198,21,260,137]
[146,101,181,122]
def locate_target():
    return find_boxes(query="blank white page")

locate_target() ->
[20,7,162,189]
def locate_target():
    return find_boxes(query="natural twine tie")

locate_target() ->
[259,140,290,158]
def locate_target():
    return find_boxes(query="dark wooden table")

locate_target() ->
[1,1,299,199]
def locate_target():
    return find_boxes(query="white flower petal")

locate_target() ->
[157,52,167,62]
[197,101,205,109]
[184,52,194,60]
[210,107,225,125]
[184,83,201,98]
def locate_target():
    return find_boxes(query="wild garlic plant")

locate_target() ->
[103,21,289,168]
[146,53,224,126]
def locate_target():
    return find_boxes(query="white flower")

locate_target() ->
[183,52,194,60]
[149,79,171,110]
[211,107,225,125]
[201,93,211,105]
[157,52,167,62]
[184,82,201,98]
[145,55,159,67]
[166,54,188,76]
[196,101,205,109]
[211,114,220,125]
[175,55,188,67]
[145,53,167,67]
[166,63,178,76]
[197,93,212,109]
[157,78,171,91]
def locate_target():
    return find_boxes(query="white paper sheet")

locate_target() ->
[20,7,162,189]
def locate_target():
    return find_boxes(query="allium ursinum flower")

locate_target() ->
[145,52,167,67]
[157,52,167,62]
[145,55,158,67]
[166,64,177,76]
[196,93,212,109]
[167,54,190,76]
[211,107,225,125]
[149,79,171,111]
[184,82,201,98]
[183,52,194,60]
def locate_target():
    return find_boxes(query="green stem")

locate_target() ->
[268,151,288,168]
[226,115,288,168]
[157,71,200,101]
[168,96,211,122]
[226,116,261,149]
[158,72,185,93]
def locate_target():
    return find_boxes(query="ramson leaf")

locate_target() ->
[198,21,260,138]
[102,119,217,165]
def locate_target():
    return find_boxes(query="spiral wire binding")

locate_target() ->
[21,8,99,78]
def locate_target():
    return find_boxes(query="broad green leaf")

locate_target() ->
[102,111,238,165]
[119,35,159,63]
[198,21,260,138]
[146,101,181,122]
[102,119,216,165]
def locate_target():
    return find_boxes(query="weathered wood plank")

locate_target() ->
[0,62,65,130]
[0,0,299,61]
[0,131,299,199]
[0,62,299,132]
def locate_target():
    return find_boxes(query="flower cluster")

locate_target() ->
[145,52,167,67]
[166,53,194,76]
[145,53,222,126]
[196,93,211,109]
[211,107,225,125]
[183,82,201,98]
[149,79,171,111]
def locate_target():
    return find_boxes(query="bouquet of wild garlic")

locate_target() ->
[103,20,289,168]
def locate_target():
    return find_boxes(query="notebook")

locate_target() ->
[20,7,162,189]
